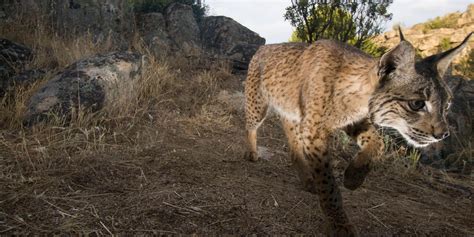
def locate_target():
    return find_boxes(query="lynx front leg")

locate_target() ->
[280,118,312,187]
[343,120,384,190]
[301,120,355,236]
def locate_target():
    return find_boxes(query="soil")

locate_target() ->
[0,73,473,236]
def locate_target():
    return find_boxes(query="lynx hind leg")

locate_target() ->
[344,120,384,190]
[243,70,268,162]
[300,119,355,235]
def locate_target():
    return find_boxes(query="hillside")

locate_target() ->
[0,1,473,236]
[374,4,474,63]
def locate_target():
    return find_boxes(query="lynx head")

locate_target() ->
[369,29,473,147]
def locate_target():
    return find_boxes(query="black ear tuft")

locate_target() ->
[398,27,406,41]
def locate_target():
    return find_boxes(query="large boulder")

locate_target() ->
[0,38,33,95]
[421,75,473,173]
[200,16,266,71]
[165,3,202,57]
[50,0,134,48]
[1,0,134,49]
[136,12,174,59]
[24,52,145,124]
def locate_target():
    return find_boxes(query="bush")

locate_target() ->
[438,38,452,52]
[424,13,459,30]
[360,39,388,57]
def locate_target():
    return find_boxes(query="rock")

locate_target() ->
[51,0,134,48]
[4,69,46,94]
[1,1,134,48]
[200,16,266,71]
[0,38,33,95]
[458,4,474,26]
[421,75,474,173]
[165,3,202,57]
[373,4,474,63]
[137,12,174,59]
[24,52,145,125]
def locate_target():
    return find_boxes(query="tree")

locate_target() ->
[284,0,392,48]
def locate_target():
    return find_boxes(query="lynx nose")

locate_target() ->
[433,131,450,140]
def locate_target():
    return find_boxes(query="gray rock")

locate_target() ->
[24,52,145,125]
[1,38,33,95]
[51,0,134,49]
[200,16,265,71]
[6,69,46,91]
[165,3,202,57]
[1,1,134,48]
[137,12,174,59]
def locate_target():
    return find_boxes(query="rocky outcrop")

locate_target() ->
[1,0,134,49]
[136,4,266,69]
[137,3,204,59]
[0,38,33,95]
[1,1,265,71]
[166,3,202,57]
[136,4,265,70]
[137,12,173,59]
[421,75,473,173]
[374,4,474,63]
[24,52,145,124]
[200,16,266,71]
[51,0,134,48]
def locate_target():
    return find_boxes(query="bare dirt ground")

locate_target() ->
[0,70,473,236]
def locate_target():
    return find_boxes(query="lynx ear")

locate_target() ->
[398,27,406,41]
[378,41,416,78]
[432,32,473,77]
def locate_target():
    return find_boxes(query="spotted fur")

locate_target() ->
[243,31,472,236]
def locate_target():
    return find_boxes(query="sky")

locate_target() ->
[205,0,473,44]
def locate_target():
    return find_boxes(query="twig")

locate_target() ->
[208,218,235,226]
[366,210,388,229]
[100,221,113,236]
[162,202,202,215]
[368,203,386,210]
[282,199,304,219]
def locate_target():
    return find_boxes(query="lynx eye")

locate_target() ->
[408,100,426,111]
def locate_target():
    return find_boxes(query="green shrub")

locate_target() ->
[424,13,459,30]
[361,39,388,57]
[438,38,452,53]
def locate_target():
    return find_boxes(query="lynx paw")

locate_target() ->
[243,151,259,162]
[343,161,370,190]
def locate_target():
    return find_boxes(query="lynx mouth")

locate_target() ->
[401,131,438,148]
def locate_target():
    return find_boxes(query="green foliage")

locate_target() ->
[438,38,452,52]
[284,0,392,47]
[360,39,387,57]
[128,0,207,21]
[288,30,303,42]
[424,14,459,30]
